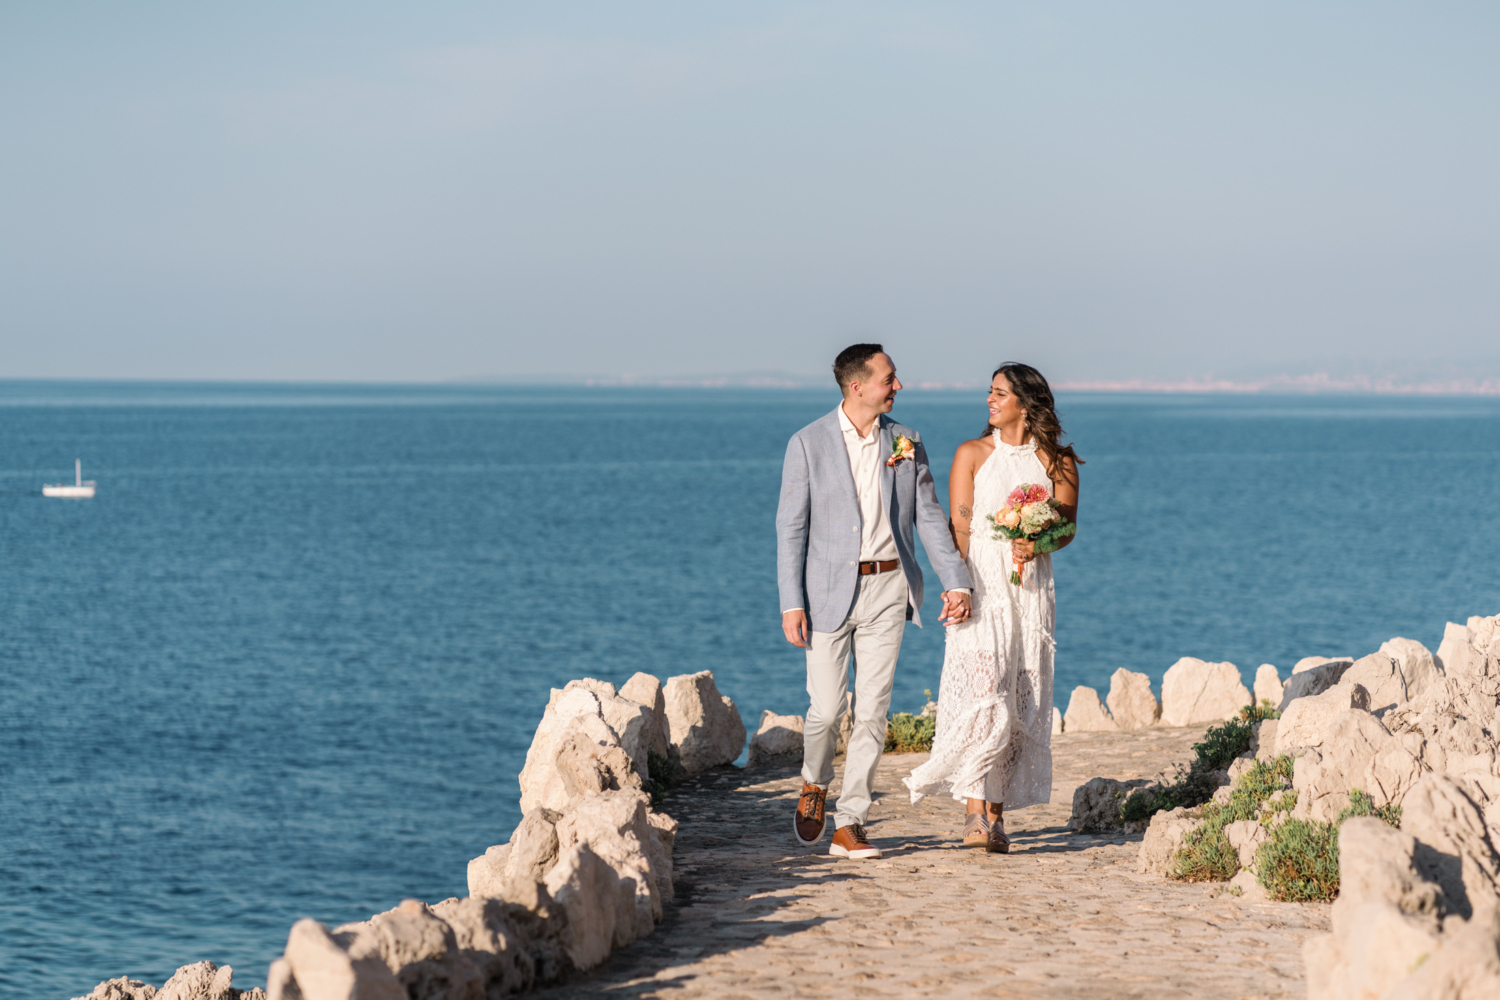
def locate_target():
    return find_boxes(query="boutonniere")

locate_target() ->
[886,434,915,467]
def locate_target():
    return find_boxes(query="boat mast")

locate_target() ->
[75,458,82,487]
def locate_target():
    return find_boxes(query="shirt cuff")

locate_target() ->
[944,588,972,595]
[781,607,806,615]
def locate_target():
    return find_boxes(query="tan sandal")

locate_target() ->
[986,816,1010,854]
[962,812,990,848]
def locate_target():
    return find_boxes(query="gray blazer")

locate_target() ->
[776,408,973,633]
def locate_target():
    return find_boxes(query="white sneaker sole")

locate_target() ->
[828,843,882,860]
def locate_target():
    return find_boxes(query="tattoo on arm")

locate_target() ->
[958,504,971,520]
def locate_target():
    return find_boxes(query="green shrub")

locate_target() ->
[885,712,936,753]
[1192,717,1257,772]
[1239,700,1282,723]
[644,748,673,807]
[1169,755,1296,882]
[1119,710,1278,825]
[1255,788,1402,901]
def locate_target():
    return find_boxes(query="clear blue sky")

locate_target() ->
[1,2,1495,383]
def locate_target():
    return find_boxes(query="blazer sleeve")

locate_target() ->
[775,433,812,613]
[912,436,973,592]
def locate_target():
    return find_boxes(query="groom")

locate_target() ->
[776,344,973,860]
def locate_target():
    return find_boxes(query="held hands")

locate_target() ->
[782,609,810,648]
[940,590,972,626]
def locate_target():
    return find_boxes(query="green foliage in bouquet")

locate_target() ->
[1258,789,1402,901]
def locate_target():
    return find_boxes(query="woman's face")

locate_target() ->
[987,374,1026,428]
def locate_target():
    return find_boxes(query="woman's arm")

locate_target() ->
[1012,454,1080,562]
[948,441,981,561]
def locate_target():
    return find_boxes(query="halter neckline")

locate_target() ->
[991,429,1036,451]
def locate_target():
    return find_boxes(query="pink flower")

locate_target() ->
[1008,487,1028,504]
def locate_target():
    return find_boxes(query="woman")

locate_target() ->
[903,363,1081,853]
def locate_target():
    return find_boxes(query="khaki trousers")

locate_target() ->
[801,568,908,828]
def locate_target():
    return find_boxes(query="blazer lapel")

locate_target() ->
[823,409,859,507]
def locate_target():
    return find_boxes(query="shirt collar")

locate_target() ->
[836,403,878,443]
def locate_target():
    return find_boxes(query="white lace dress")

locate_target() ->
[903,432,1055,807]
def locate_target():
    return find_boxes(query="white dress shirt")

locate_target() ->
[837,403,900,562]
[781,405,967,616]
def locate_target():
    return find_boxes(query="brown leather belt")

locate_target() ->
[858,559,900,575]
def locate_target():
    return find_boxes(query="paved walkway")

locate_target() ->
[535,726,1328,1000]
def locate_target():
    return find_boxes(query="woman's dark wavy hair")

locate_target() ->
[984,362,1083,480]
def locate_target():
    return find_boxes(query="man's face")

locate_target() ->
[850,352,901,412]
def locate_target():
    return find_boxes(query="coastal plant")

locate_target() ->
[885,711,937,753]
[645,748,674,807]
[1239,700,1282,723]
[1118,711,1273,824]
[1169,755,1296,882]
[1257,789,1402,901]
[1191,716,1258,773]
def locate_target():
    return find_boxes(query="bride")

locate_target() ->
[903,362,1081,853]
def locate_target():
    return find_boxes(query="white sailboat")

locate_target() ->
[43,459,96,499]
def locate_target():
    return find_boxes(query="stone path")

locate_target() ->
[534,726,1329,1000]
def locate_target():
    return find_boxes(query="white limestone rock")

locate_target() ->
[154,963,232,1000]
[1434,620,1476,678]
[1106,669,1160,730]
[1224,819,1269,871]
[663,671,746,774]
[1051,706,1063,735]
[1294,655,1354,675]
[429,896,534,998]
[1384,614,1500,778]
[619,672,671,761]
[1067,776,1150,832]
[1253,663,1284,708]
[646,809,679,902]
[1250,719,1279,762]
[1138,806,1203,876]
[552,789,662,944]
[543,842,625,971]
[1290,708,1421,823]
[73,979,160,1000]
[1400,774,1500,921]
[1228,869,1269,902]
[747,710,804,768]
[273,917,405,1000]
[1276,681,1372,756]
[1278,659,1354,711]
[1343,643,1442,717]
[1159,658,1250,726]
[336,899,486,1000]
[519,688,616,814]
[557,679,654,782]
[1063,685,1118,733]
[468,806,564,899]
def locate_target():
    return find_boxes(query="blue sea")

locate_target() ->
[2,382,1498,997]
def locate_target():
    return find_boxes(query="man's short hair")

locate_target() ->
[833,343,885,391]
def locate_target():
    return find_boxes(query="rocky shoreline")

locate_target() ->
[73,613,1500,1000]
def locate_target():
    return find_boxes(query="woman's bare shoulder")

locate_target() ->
[955,436,995,460]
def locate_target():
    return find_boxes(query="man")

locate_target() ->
[776,344,973,860]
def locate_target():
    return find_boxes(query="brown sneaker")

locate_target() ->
[829,824,882,860]
[794,782,828,846]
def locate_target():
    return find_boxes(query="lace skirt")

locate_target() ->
[902,552,1054,807]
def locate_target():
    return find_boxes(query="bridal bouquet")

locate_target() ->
[986,483,1076,585]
